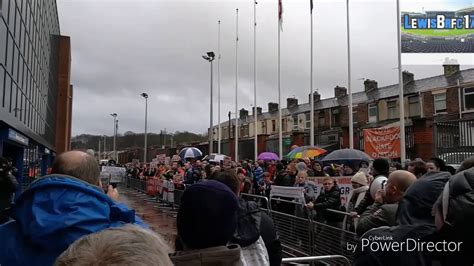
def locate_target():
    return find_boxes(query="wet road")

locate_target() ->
[119,187,177,247]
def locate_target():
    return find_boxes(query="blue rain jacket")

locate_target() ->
[0,174,147,266]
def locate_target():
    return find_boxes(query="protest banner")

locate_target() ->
[364,126,401,159]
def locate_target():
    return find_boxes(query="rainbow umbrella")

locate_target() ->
[285,146,327,159]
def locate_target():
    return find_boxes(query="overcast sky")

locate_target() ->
[57,0,473,137]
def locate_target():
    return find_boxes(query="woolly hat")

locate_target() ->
[177,180,239,249]
[351,171,368,186]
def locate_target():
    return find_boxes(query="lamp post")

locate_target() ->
[202,51,215,155]
[110,113,117,161]
[141,93,148,163]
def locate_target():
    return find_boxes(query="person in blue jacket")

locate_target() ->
[0,151,147,266]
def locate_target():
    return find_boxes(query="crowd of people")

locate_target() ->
[0,150,473,265]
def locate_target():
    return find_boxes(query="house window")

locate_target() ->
[281,118,286,132]
[434,93,447,113]
[331,108,340,127]
[464,87,474,110]
[368,104,377,123]
[292,114,298,130]
[319,112,325,127]
[305,113,311,129]
[261,121,266,134]
[387,100,398,119]
[409,96,420,117]
[272,120,276,132]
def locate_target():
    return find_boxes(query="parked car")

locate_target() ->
[438,152,474,170]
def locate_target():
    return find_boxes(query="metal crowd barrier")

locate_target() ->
[240,193,271,215]
[122,178,359,264]
[282,255,351,265]
[269,196,358,263]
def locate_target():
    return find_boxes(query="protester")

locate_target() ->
[274,163,292,186]
[343,171,369,232]
[426,157,447,173]
[253,161,264,194]
[215,170,281,266]
[354,170,451,266]
[172,180,243,265]
[455,156,474,173]
[343,164,355,176]
[0,151,146,266]
[351,158,390,217]
[55,225,173,266]
[356,170,416,236]
[407,160,427,178]
[294,171,317,219]
[389,162,402,173]
[427,167,474,265]
[307,176,343,226]
[309,160,326,177]
[0,157,18,224]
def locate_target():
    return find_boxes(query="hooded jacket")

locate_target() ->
[232,199,281,266]
[354,171,451,266]
[422,168,474,265]
[0,174,146,266]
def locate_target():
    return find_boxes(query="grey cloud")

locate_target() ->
[58,0,468,137]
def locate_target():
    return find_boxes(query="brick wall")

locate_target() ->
[292,132,305,147]
[413,118,434,160]
[422,91,434,118]
[446,87,460,114]
[357,103,369,124]
[339,106,349,127]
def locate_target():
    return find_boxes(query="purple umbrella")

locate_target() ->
[257,152,279,161]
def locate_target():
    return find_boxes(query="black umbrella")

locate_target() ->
[321,148,372,166]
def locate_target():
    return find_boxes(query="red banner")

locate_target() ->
[364,126,401,159]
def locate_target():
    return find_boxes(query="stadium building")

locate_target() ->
[0,0,72,189]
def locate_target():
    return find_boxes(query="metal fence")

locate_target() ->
[434,119,474,166]
[266,197,357,264]
[124,180,355,264]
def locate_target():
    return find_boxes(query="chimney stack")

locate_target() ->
[308,91,321,103]
[364,79,378,92]
[239,108,249,119]
[335,86,347,98]
[252,107,262,116]
[268,102,279,113]
[443,58,460,77]
[402,71,414,84]
[287,98,298,109]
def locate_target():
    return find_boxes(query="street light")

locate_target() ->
[141,93,149,163]
[110,113,117,161]
[202,51,215,155]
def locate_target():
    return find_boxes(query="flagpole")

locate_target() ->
[346,0,354,149]
[235,8,239,162]
[278,0,282,159]
[396,0,406,164]
[218,20,222,154]
[254,0,258,162]
[310,0,314,147]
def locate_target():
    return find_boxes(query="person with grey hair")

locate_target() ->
[55,225,173,266]
[0,151,147,266]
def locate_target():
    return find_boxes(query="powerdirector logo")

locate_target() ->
[401,7,474,53]
[346,236,463,253]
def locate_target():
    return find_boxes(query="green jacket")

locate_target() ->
[356,202,398,237]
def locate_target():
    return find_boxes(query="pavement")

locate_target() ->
[118,187,177,247]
